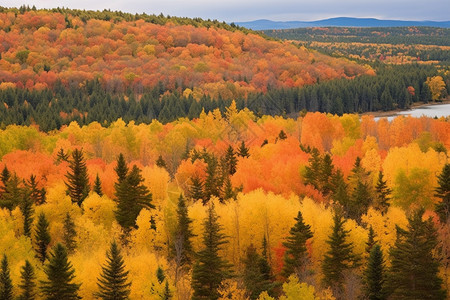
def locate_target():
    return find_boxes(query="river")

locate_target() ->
[374,103,450,121]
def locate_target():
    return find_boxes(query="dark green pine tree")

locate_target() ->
[65,148,90,207]
[374,171,391,215]
[282,211,313,279]
[0,165,11,196]
[388,208,446,300]
[20,187,34,238]
[221,176,235,201]
[319,154,334,196]
[26,175,46,205]
[365,226,377,255]
[435,163,450,223]
[191,203,232,300]
[63,213,77,254]
[204,157,220,203]
[156,155,167,169]
[1,174,23,211]
[18,260,36,300]
[172,195,196,266]
[237,141,250,158]
[224,145,237,175]
[156,267,165,284]
[40,244,81,300]
[304,148,321,190]
[322,211,360,296]
[0,255,13,300]
[34,212,51,263]
[189,176,204,203]
[242,244,274,300]
[278,130,287,140]
[330,169,350,209]
[115,165,155,230]
[93,174,103,197]
[350,179,372,222]
[95,241,131,300]
[162,281,172,300]
[114,154,128,184]
[363,244,386,300]
[56,148,69,163]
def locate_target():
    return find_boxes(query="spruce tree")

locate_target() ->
[65,148,90,206]
[243,244,274,300]
[40,244,81,300]
[322,211,360,296]
[282,211,313,279]
[237,141,250,158]
[319,154,334,196]
[1,174,22,211]
[172,195,195,266]
[56,148,69,163]
[26,175,46,205]
[435,163,450,223]
[222,176,235,201]
[63,213,77,254]
[115,165,154,230]
[0,166,10,196]
[189,176,204,202]
[162,281,171,300]
[93,174,103,197]
[364,244,386,300]
[0,255,13,300]
[20,188,34,238]
[374,171,391,215]
[278,130,287,140]
[95,241,131,300]
[204,157,220,203]
[18,260,36,300]
[365,226,377,255]
[191,203,232,300]
[224,145,237,175]
[330,169,350,209]
[34,212,51,263]
[156,155,167,169]
[114,154,128,184]
[388,208,446,299]
[156,267,165,284]
[304,148,321,190]
[350,179,372,222]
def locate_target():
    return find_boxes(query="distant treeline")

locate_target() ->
[0,64,445,131]
[264,27,450,46]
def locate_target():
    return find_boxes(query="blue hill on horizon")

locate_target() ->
[235,17,450,30]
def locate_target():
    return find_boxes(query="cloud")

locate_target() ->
[2,0,449,21]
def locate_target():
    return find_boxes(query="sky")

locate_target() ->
[3,0,450,22]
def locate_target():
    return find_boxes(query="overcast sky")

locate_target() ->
[3,0,449,22]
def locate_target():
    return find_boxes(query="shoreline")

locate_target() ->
[361,98,450,118]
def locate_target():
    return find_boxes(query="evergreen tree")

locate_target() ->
[304,148,321,190]
[172,195,196,266]
[322,211,360,296]
[56,148,69,163]
[435,163,450,223]
[374,171,391,215]
[1,174,22,210]
[282,211,313,279]
[115,165,154,230]
[26,175,46,205]
[221,176,235,201]
[0,166,10,196]
[18,260,36,300]
[65,148,90,206]
[191,203,232,300]
[156,155,167,169]
[242,244,274,300]
[363,244,386,300]
[34,212,51,263]
[20,188,34,238]
[224,145,237,175]
[95,241,131,300]
[350,179,372,222]
[319,154,334,196]
[40,244,81,300]
[388,208,446,299]
[189,176,204,202]
[0,255,13,300]
[330,169,350,209]
[114,154,128,184]
[162,281,171,300]
[93,174,103,197]
[204,156,220,203]
[278,130,287,140]
[62,213,77,254]
[365,226,377,255]
[237,141,250,158]
[156,267,165,284]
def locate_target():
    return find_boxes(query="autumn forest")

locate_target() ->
[0,5,449,300]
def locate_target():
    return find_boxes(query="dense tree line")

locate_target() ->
[0,64,445,131]
[264,26,450,46]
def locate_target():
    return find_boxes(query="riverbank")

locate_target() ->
[361,98,450,118]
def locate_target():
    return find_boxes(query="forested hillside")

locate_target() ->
[0,107,449,299]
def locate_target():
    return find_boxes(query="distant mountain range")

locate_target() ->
[235,17,450,30]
